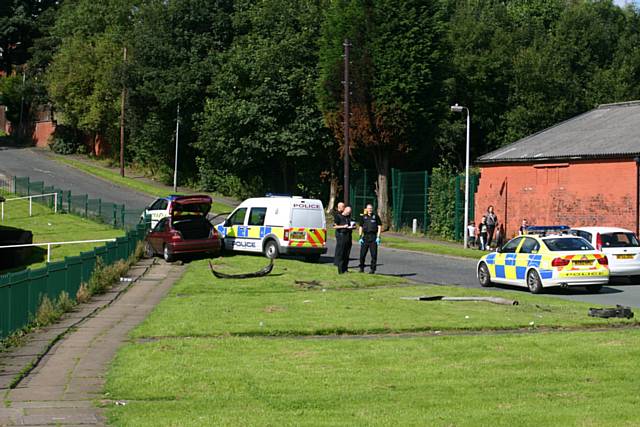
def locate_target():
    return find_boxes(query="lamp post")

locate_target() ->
[451,103,470,249]
[173,104,180,192]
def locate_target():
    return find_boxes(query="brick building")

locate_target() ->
[474,101,640,238]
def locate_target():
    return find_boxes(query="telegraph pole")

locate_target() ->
[343,39,351,205]
[119,47,127,177]
[173,104,180,192]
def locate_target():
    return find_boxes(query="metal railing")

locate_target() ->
[0,238,117,262]
[1,192,58,220]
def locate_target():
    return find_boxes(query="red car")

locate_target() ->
[143,195,221,262]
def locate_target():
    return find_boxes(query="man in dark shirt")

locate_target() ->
[358,203,382,274]
[333,202,345,266]
[334,205,354,274]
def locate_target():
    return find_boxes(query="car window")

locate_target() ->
[575,230,592,242]
[291,208,324,228]
[501,237,522,254]
[149,199,164,210]
[228,208,247,226]
[601,232,640,248]
[248,207,267,226]
[518,237,540,254]
[543,237,593,251]
[154,218,167,232]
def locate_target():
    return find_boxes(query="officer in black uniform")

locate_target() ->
[332,202,345,266]
[358,203,382,274]
[334,205,354,274]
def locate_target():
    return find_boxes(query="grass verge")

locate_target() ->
[53,156,234,214]
[382,235,482,259]
[106,256,639,425]
[0,195,124,272]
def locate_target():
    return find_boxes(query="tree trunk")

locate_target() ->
[373,148,391,230]
[326,173,338,214]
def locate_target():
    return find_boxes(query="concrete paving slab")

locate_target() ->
[0,259,183,425]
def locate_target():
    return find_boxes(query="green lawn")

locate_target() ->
[53,156,234,214]
[382,235,482,259]
[105,256,640,426]
[0,195,123,271]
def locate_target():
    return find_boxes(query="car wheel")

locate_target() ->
[527,270,543,294]
[163,244,174,262]
[478,263,492,287]
[264,240,279,259]
[586,284,603,293]
[143,241,154,258]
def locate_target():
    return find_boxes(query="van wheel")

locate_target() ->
[163,245,174,262]
[264,240,279,259]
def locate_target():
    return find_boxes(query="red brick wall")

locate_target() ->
[33,121,56,147]
[475,159,638,239]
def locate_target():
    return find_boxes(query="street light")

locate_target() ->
[451,103,471,249]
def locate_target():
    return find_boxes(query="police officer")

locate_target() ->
[332,202,346,266]
[334,205,355,274]
[358,203,381,274]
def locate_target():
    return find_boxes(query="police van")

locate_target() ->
[215,195,327,261]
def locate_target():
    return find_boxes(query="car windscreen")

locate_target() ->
[601,232,640,248]
[543,237,594,252]
[291,208,324,228]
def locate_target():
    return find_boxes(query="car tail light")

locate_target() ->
[284,228,290,241]
[596,233,602,251]
[551,257,570,267]
[170,231,182,241]
[598,256,608,266]
[210,228,219,239]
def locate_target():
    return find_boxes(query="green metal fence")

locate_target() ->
[391,169,429,231]
[0,175,149,340]
[349,169,377,216]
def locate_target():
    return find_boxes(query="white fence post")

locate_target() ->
[412,218,418,234]
[54,192,58,214]
[47,243,51,262]
[1,202,3,221]
[29,197,32,217]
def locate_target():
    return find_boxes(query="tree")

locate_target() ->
[195,0,333,197]
[318,0,447,228]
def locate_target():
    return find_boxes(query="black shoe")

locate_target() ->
[369,270,375,274]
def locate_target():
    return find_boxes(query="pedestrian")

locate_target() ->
[332,202,346,266]
[467,221,476,248]
[478,216,488,250]
[358,203,382,274]
[496,223,505,248]
[334,205,355,274]
[485,205,498,249]
[518,218,529,235]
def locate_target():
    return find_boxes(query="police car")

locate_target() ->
[477,226,609,293]
[141,195,212,229]
[216,195,327,261]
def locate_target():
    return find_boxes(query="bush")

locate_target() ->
[35,295,61,326]
[49,124,84,154]
[428,165,456,240]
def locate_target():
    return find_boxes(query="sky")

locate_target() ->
[614,0,639,7]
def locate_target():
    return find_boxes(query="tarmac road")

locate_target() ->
[3,146,640,309]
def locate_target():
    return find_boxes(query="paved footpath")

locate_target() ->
[0,259,185,426]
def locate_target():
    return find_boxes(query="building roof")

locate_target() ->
[476,101,640,164]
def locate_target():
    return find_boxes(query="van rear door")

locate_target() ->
[289,200,326,248]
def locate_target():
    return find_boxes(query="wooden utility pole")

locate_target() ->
[343,39,351,205]
[119,47,127,177]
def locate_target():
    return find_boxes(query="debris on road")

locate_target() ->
[209,259,274,279]
[401,295,519,306]
[588,305,634,319]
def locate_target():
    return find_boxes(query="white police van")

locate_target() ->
[215,195,327,261]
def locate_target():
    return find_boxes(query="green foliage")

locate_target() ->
[48,124,84,154]
[428,165,456,240]
[35,295,60,326]
[195,0,332,197]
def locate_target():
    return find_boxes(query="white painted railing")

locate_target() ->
[0,238,117,263]
[1,193,58,221]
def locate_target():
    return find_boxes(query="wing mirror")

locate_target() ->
[223,219,231,227]
[495,247,501,253]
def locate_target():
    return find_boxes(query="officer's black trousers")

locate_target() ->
[359,238,378,272]
[335,234,352,273]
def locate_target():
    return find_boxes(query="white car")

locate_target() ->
[571,227,640,279]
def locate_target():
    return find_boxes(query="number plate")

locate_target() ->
[616,254,634,260]
[290,231,306,240]
[572,260,593,266]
